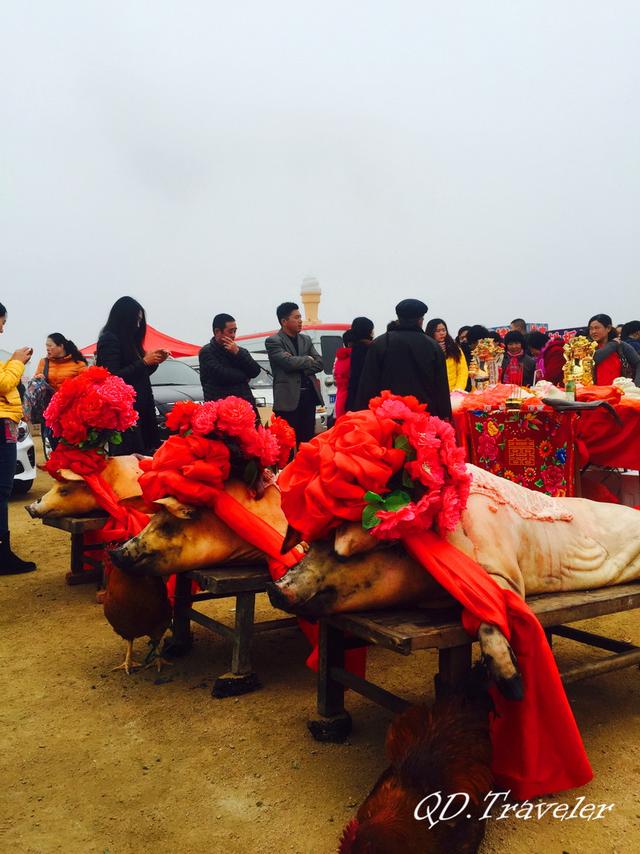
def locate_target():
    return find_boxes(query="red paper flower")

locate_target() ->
[214,396,257,437]
[369,390,427,420]
[44,366,138,445]
[166,400,200,434]
[191,401,220,436]
[269,416,296,467]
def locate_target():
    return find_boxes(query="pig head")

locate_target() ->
[267,529,448,620]
[109,480,288,576]
[28,455,147,518]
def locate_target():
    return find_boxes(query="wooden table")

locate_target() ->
[40,514,108,585]
[310,583,640,741]
[169,566,297,698]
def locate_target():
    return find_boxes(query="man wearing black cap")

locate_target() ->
[355,298,452,419]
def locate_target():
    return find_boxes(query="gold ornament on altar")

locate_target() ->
[470,338,505,388]
[562,335,597,387]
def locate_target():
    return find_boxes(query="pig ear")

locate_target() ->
[153,496,196,519]
[58,469,85,482]
[281,524,303,554]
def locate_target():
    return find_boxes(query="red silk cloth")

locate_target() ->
[405,533,592,800]
[575,407,640,470]
[45,446,148,542]
[138,440,366,675]
[279,412,592,800]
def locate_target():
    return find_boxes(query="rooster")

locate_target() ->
[339,669,493,854]
[103,562,172,674]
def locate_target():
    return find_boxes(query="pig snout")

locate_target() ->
[109,540,153,576]
[26,502,40,518]
[266,579,337,620]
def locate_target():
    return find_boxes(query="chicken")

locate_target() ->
[103,562,172,674]
[339,670,493,854]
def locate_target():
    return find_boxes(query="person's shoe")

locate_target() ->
[0,533,36,575]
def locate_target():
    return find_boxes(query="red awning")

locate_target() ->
[81,325,201,358]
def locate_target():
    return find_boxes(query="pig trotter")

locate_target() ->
[307,712,352,743]
[112,640,142,675]
[478,623,524,701]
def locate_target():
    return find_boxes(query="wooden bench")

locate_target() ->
[168,566,298,698]
[310,583,640,741]
[40,514,108,585]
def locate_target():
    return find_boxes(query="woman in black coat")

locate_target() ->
[96,297,168,455]
[345,316,374,412]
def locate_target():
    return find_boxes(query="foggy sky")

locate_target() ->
[1,1,639,363]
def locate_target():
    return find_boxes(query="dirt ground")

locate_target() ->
[1,455,639,854]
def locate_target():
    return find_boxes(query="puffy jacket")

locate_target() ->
[35,354,87,392]
[0,359,25,423]
[445,354,469,392]
[199,339,261,404]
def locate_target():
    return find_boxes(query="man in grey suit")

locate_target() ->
[265,301,324,446]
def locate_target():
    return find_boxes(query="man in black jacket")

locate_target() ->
[355,298,452,420]
[199,313,261,407]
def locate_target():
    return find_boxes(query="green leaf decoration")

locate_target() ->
[475,423,483,433]
[110,432,123,445]
[529,423,539,431]
[535,479,544,488]
[364,490,384,506]
[362,504,382,529]
[402,470,415,489]
[383,490,412,512]
[393,434,417,460]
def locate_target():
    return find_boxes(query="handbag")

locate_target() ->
[23,359,55,423]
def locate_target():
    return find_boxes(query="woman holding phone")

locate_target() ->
[0,302,36,574]
[96,296,168,455]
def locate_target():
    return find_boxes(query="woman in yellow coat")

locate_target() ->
[0,302,37,574]
[425,318,469,392]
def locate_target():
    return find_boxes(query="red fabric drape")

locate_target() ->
[404,533,592,800]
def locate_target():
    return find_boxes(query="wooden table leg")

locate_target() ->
[308,620,352,742]
[213,591,261,698]
[166,573,193,655]
[436,644,472,697]
[65,532,101,586]
[231,591,255,675]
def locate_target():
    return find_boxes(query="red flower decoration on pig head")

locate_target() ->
[44,366,138,448]
[139,434,231,507]
[162,397,296,490]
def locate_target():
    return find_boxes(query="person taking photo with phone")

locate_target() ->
[96,296,168,454]
[0,302,36,574]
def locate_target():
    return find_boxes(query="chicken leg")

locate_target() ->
[112,640,142,675]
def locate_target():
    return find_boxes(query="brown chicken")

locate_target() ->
[103,562,172,674]
[339,671,493,854]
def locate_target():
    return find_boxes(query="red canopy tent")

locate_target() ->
[80,325,200,358]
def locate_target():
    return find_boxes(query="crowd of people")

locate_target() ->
[2,295,640,577]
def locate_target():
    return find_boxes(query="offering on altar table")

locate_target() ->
[562,335,597,387]
[470,338,505,387]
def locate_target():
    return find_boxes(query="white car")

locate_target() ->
[13,419,37,495]
[0,348,37,494]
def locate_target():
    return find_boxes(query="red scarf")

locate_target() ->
[405,532,592,799]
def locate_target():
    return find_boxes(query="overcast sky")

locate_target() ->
[1,1,638,360]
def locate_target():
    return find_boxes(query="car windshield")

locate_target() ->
[250,363,273,390]
[150,360,200,386]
